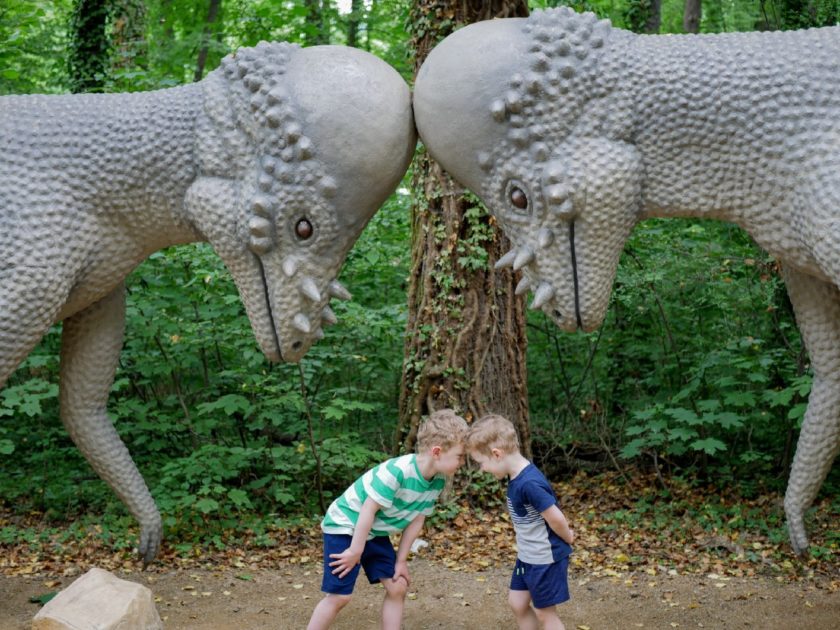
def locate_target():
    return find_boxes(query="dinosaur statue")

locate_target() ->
[0,43,415,564]
[413,8,840,555]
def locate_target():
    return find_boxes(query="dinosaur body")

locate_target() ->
[413,9,840,554]
[1,43,415,563]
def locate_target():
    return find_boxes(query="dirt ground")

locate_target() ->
[2,558,838,629]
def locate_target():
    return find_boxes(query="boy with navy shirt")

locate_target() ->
[467,414,575,630]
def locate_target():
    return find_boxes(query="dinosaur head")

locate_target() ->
[189,43,415,362]
[414,9,642,332]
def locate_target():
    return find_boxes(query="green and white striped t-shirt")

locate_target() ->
[321,454,445,538]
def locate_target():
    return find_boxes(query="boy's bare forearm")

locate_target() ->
[396,514,426,562]
[350,497,381,551]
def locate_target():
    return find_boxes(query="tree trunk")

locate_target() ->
[346,0,363,48]
[305,0,330,46]
[398,0,531,456]
[68,0,111,93]
[684,0,702,33]
[111,0,146,73]
[645,0,662,33]
[194,0,221,82]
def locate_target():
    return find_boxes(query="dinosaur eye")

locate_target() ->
[295,218,313,240]
[510,187,528,210]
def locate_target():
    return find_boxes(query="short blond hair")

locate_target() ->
[416,409,468,452]
[466,414,520,457]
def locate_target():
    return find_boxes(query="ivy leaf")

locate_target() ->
[227,489,251,509]
[691,438,727,455]
[669,427,698,442]
[195,498,220,514]
[620,439,646,458]
[724,391,756,407]
[198,395,252,417]
[713,412,743,429]
[666,408,700,425]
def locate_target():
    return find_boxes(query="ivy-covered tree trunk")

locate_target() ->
[304,0,331,46]
[111,0,146,76]
[194,0,221,82]
[68,0,111,93]
[397,0,531,455]
[346,0,364,48]
[684,0,702,33]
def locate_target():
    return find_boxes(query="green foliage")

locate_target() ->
[527,218,808,480]
[2,0,835,551]
[0,1,72,94]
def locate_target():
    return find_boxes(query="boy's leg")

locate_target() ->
[509,559,539,630]
[307,594,352,630]
[524,557,571,630]
[508,590,539,630]
[359,536,405,630]
[533,605,565,630]
[381,576,409,630]
[307,534,360,630]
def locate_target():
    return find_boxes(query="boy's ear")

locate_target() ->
[431,445,442,457]
[490,447,503,460]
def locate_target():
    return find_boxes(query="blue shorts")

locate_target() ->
[320,533,396,595]
[509,556,570,609]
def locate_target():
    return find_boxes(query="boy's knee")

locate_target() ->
[533,605,557,623]
[326,593,353,610]
[382,576,408,599]
[507,591,530,614]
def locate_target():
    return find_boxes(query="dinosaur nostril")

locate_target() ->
[292,341,302,351]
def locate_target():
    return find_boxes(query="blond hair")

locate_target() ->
[466,414,520,457]
[416,408,468,452]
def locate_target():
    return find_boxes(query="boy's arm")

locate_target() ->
[541,504,575,545]
[393,514,426,586]
[329,496,382,578]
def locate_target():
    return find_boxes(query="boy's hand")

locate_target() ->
[329,546,363,578]
[393,559,411,587]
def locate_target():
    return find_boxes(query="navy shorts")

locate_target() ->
[320,533,396,595]
[509,556,570,609]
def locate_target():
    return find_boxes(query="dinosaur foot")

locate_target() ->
[138,513,163,568]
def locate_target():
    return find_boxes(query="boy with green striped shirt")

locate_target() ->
[307,409,468,630]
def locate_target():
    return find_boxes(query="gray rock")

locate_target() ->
[32,567,162,630]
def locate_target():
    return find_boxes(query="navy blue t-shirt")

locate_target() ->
[507,463,572,564]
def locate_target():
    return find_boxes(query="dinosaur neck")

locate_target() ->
[625,29,825,228]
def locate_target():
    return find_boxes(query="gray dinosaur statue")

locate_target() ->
[0,43,415,564]
[413,8,840,555]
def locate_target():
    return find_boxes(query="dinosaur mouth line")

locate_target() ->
[256,255,284,361]
[569,220,583,330]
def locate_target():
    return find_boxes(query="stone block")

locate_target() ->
[32,567,162,630]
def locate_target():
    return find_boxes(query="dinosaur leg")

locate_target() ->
[0,269,67,387]
[780,265,840,556]
[59,283,162,565]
